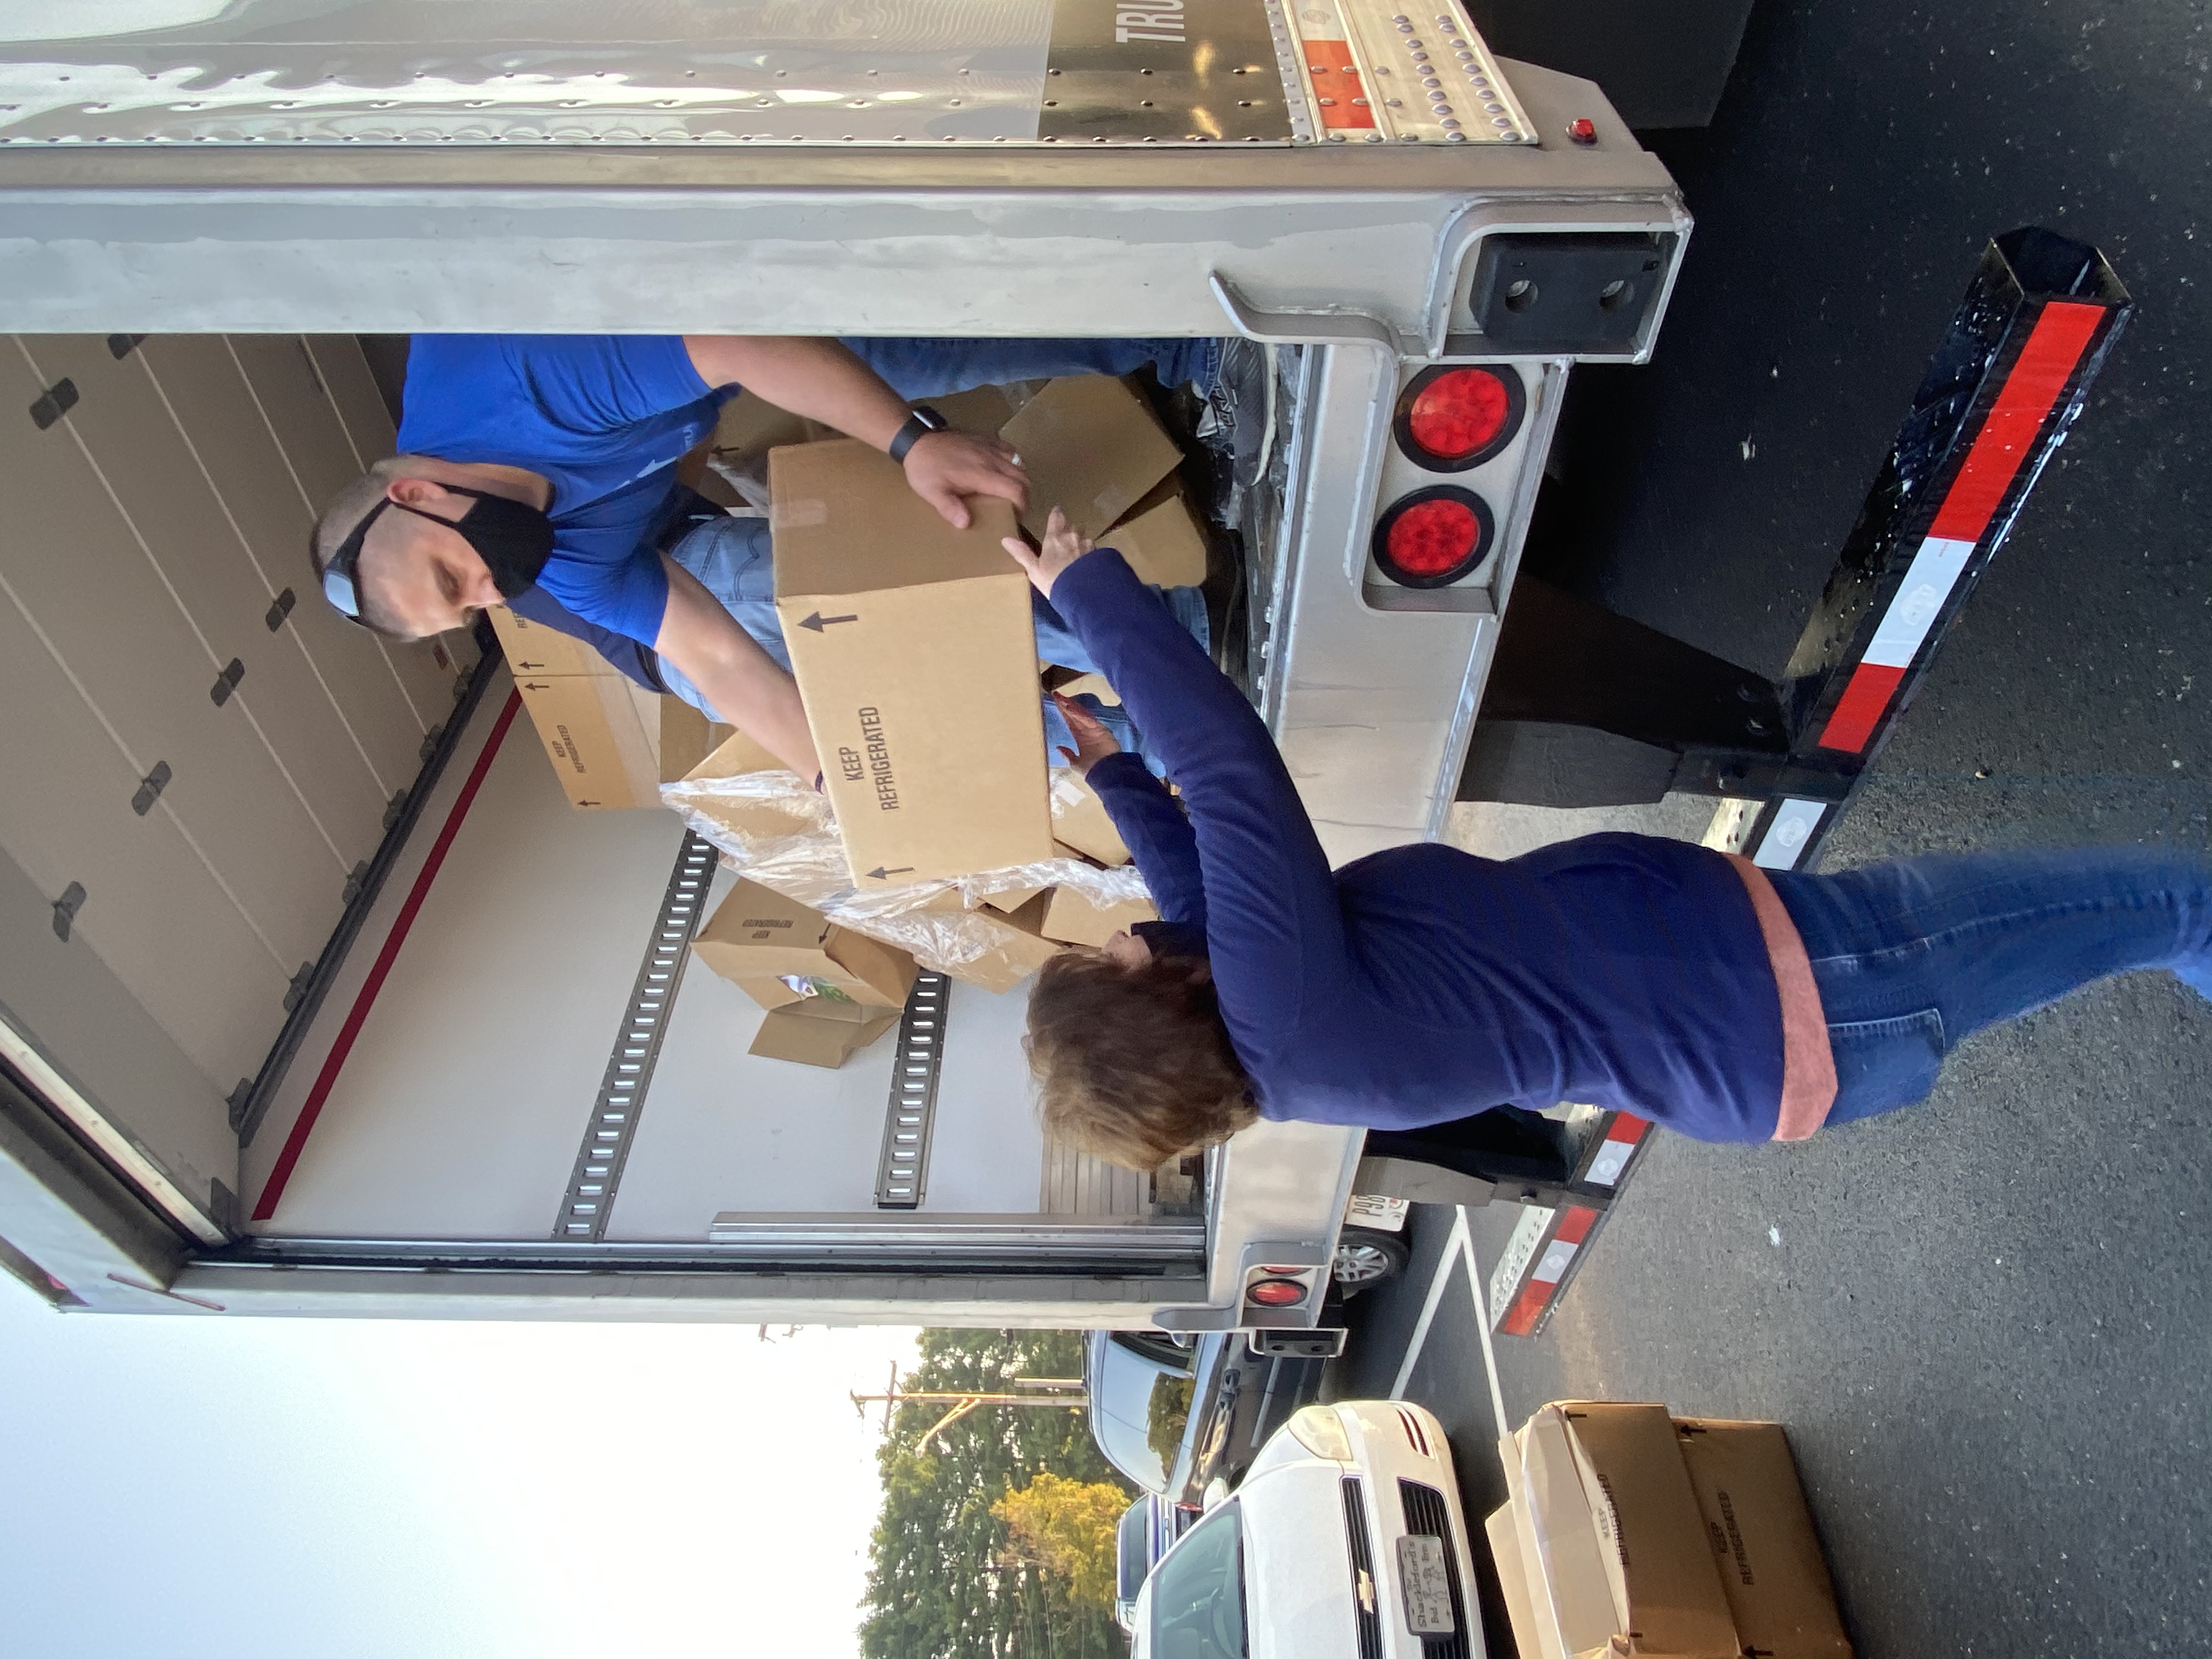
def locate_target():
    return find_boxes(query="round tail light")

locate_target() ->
[1392,364,1526,471]
[1246,1277,1308,1308]
[1372,486,1496,588]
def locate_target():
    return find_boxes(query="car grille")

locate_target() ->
[1398,1480,1471,1659]
[1341,1477,1385,1659]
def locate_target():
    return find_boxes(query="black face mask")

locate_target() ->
[400,485,555,599]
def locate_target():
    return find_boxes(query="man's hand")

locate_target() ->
[681,335,1029,531]
[904,429,1029,530]
[1051,691,1122,775]
[1002,506,1093,602]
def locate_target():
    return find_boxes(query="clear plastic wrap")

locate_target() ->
[662,765,1152,984]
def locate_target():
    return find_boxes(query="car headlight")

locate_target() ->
[1285,1404,1353,1463]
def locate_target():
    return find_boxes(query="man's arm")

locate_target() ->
[652,554,820,780]
[681,336,1028,529]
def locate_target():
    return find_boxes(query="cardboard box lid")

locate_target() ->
[1487,1504,1559,1659]
[748,1007,900,1069]
[684,726,787,783]
[1002,375,1184,540]
[1673,1420,1853,1659]
[488,603,621,679]
[937,889,1066,993]
[1040,885,1159,948]
[1516,1404,1742,1659]
[1104,476,1210,590]
[771,438,1020,600]
[693,881,918,1008]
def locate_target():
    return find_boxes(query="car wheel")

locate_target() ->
[1333,1227,1409,1293]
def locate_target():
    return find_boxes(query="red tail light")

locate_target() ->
[1246,1277,1308,1307]
[1392,365,1525,471]
[1372,486,1496,588]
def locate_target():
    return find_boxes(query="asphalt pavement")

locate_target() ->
[1331,1,2211,1654]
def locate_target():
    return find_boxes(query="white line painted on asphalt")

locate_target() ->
[1389,1205,1471,1400]
[1385,1206,1510,1440]
[1464,1228,1510,1442]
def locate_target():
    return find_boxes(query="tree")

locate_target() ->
[993,1471,1129,1611]
[861,1330,1137,1659]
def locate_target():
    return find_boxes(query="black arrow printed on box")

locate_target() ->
[799,612,860,631]
[866,866,915,881]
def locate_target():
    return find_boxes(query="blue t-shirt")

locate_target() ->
[397,336,727,644]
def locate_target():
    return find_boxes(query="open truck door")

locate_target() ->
[0,0,1693,1328]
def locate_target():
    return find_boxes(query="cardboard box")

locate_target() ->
[1040,885,1159,948]
[1500,1403,1740,1659]
[931,381,1037,436]
[1049,769,1133,867]
[1486,1505,1550,1659]
[692,879,919,1011]
[512,673,666,810]
[1002,375,1184,541]
[1674,1420,1853,1659]
[488,603,622,679]
[732,972,906,1025]
[966,882,1048,916]
[771,438,1053,884]
[939,889,1066,993]
[1103,476,1210,589]
[749,1006,901,1069]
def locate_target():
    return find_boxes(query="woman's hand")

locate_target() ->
[1002,506,1093,601]
[1051,691,1122,775]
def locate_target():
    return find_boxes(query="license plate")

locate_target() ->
[1346,1193,1410,1232]
[1395,1533,1455,1635]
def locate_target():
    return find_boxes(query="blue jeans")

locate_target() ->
[657,513,1202,772]
[839,336,1218,400]
[1767,847,2212,1125]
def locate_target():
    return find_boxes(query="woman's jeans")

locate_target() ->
[1765,847,2212,1125]
[656,513,1203,772]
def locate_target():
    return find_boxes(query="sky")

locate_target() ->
[0,1279,916,1659]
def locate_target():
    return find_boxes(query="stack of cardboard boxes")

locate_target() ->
[489,607,725,811]
[499,372,1199,1062]
[1488,1402,1854,1659]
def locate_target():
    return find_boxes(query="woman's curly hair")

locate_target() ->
[1024,949,1259,1171]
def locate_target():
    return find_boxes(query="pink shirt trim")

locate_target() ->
[1723,854,1838,1142]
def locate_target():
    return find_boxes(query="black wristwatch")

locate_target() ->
[887,404,949,465]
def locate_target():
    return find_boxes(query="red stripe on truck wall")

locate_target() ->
[251,691,524,1223]
[1816,300,2103,754]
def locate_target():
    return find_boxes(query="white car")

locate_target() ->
[1129,1400,1483,1659]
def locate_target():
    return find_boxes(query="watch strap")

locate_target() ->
[888,405,949,465]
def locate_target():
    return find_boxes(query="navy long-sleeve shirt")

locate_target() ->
[1057,550,1790,1144]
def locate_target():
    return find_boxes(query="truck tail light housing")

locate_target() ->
[1392,365,1525,471]
[1245,1276,1308,1308]
[1372,486,1496,588]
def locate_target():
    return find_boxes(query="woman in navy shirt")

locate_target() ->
[1007,511,2212,1170]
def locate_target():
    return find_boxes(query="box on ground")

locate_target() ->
[1002,375,1184,541]
[692,879,918,1011]
[750,1006,900,1069]
[1492,1402,1852,1659]
[1675,1419,1854,1659]
[1040,886,1159,948]
[771,438,1053,884]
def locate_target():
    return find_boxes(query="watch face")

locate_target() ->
[912,405,948,430]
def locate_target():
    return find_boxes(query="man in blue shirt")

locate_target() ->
[308,334,1231,777]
